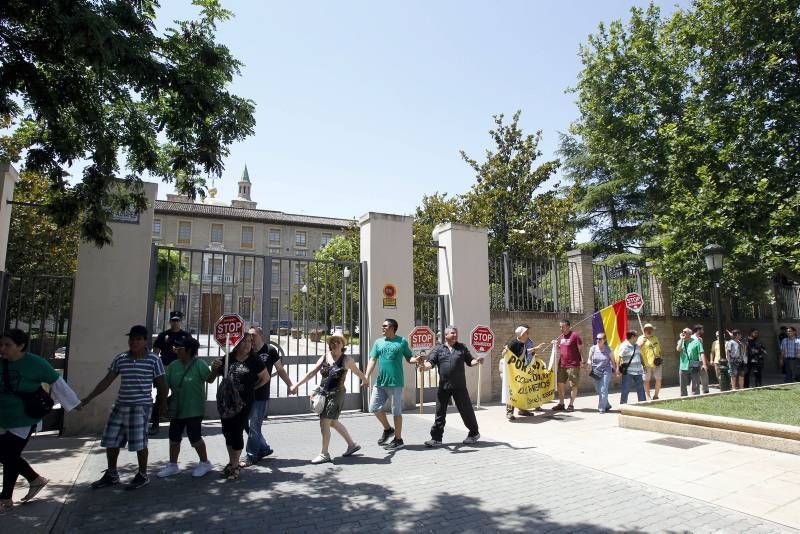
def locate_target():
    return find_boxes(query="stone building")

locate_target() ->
[151,166,353,333]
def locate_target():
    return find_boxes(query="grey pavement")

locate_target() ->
[47,409,793,534]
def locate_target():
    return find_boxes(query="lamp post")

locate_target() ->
[342,267,351,334]
[300,284,308,338]
[702,243,730,392]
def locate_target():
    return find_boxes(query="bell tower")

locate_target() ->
[231,165,257,209]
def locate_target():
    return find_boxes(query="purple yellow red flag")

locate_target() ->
[591,300,628,353]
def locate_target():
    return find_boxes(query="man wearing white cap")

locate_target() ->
[637,323,663,400]
[502,325,547,421]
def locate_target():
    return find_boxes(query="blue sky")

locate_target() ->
[155,1,688,220]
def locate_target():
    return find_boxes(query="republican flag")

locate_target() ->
[591,300,628,353]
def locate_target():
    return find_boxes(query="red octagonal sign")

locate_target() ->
[214,313,245,350]
[409,326,435,351]
[470,324,495,354]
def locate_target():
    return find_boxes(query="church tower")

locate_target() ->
[231,165,257,209]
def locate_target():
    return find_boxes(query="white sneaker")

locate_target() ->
[310,453,332,464]
[157,463,180,478]
[192,461,213,478]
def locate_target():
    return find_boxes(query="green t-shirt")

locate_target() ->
[369,336,413,387]
[165,358,211,419]
[678,339,690,371]
[0,353,60,429]
[679,337,704,372]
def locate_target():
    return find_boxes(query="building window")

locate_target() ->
[268,247,281,256]
[178,221,191,245]
[241,226,254,249]
[294,264,304,285]
[176,294,188,315]
[294,249,308,257]
[153,219,161,236]
[269,229,281,245]
[211,258,223,275]
[211,223,223,244]
[239,296,252,320]
[295,231,307,248]
[240,259,253,283]
[271,260,280,284]
[270,298,279,317]
[321,233,332,247]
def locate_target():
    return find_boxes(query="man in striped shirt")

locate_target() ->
[780,326,800,383]
[80,325,167,490]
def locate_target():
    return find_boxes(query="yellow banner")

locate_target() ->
[505,350,555,410]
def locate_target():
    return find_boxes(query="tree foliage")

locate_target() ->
[0,0,256,246]
[570,0,800,310]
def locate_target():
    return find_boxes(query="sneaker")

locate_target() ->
[91,470,120,489]
[311,453,332,464]
[342,443,361,457]
[462,433,480,445]
[424,439,441,447]
[377,427,395,445]
[384,438,405,450]
[192,461,213,478]
[124,472,150,491]
[156,463,180,478]
[518,409,533,417]
[551,403,565,412]
[263,447,275,458]
[506,412,516,421]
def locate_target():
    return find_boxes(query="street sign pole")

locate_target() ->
[225,333,230,378]
[470,325,495,410]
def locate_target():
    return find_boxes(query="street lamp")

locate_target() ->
[300,284,308,337]
[702,243,730,392]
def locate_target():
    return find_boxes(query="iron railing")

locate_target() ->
[776,284,800,320]
[592,262,653,316]
[489,254,573,313]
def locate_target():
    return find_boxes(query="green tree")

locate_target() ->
[412,193,461,295]
[0,0,256,246]
[460,111,577,259]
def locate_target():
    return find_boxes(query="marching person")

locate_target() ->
[150,311,190,436]
[746,329,767,388]
[637,323,663,400]
[420,326,482,447]
[588,332,616,413]
[290,330,368,464]
[82,325,167,490]
[618,330,646,404]
[364,319,414,451]
[157,336,213,478]
[502,325,546,421]
[726,329,747,390]
[552,319,584,412]
[1,329,80,512]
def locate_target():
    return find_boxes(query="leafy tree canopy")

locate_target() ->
[0,0,256,246]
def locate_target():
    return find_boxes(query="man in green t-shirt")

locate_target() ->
[677,325,707,396]
[365,318,415,450]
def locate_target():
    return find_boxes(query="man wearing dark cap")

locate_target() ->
[80,325,167,490]
[151,311,190,434]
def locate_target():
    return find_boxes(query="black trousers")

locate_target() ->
[0,428,37,500]
[430,387,479,441]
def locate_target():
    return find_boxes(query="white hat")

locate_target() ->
[514,326,529,337]
[643,323,655,330]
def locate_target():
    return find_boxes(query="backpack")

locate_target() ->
[216,375,244,419]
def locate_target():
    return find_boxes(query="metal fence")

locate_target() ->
[489,254,573,312]
[776,283,800,320]
[592,262,653,316]
[413,293,448,398]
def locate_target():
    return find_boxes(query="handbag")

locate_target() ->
[589,367,602,380]
[620,346,638,376]
[167,359,196,419]
[310,386,326,414]
[3,359,54,419]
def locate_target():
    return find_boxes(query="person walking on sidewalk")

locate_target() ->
[746,329,767,388]
[150,311,190,436]
[502,325,547,420]
[726,329,747,390]
[552,319,584,412]
[209,332,268,481]
[364,319,415,451]
[82,325,167,491]
[677,328,698,396]
[420,326,482,447]
[638,323,663,400]
[1,329,81,512]
[157,336,213,479]
[588,333,616,413]
[780,326,800,383]
[290,330,368,464]
[243,326,293,467]
[619,330,646,404]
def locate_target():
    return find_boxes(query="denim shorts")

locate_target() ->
[368,386,403,417]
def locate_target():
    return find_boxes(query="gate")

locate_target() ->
[146,244,366,416]
[413,242,448,404]
[0,272,74,433]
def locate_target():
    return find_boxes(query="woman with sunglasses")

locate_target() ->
[588,333,617,413]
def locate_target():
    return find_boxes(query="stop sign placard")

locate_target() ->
[409,326,435,352]
[214,313,245,350]
[625,292,644,314]
[470,324,494,354]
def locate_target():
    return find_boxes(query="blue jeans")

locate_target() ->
[245,399,271,461]
[592,369,612,411]
[783,359,799,383]
[621,374,646,404]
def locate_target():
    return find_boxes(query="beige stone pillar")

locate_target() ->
[434,223,491,403]
[63,182,158,434]
[359,213,416,409]
[0,163,19,272]
[567,249,595,315]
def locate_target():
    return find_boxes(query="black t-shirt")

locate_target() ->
[223,353,266,406]
[427,342,474,391]
[153,329,190,367]
[253,343,281,401]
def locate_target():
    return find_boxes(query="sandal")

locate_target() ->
[21,477,49,503]
[221,464,233,478]
[226,466,240,481]
[567,405,575,412]
[550,403,565,411]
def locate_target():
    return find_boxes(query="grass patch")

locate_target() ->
[651,384,800,427]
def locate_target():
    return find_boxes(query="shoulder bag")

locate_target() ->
[167,359,196,419]
[3,359,54,419]
[620,346,638,376]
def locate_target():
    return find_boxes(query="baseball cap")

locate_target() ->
[514,325,529,337]
[126,325,148,338]
[169,310,184,321]
[643,323,655,330]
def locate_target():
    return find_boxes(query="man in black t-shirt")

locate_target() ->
[243,327,293,466]
[150,311,190,435]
